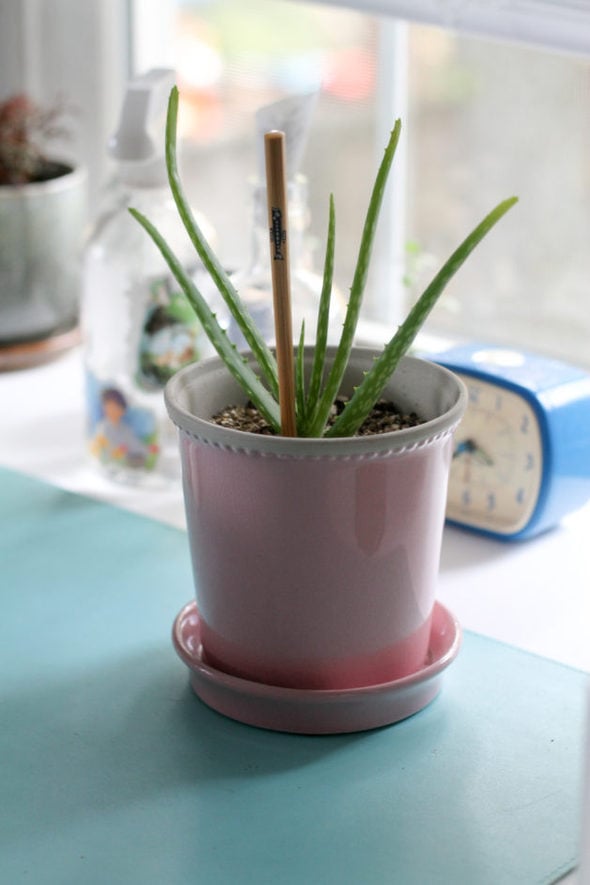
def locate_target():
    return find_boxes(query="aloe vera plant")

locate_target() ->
[131,86,517,438]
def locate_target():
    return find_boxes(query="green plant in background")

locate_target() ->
[131,86,517,438]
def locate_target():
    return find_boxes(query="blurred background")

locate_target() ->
[1,0,589,366]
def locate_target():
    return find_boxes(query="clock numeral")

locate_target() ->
[461,489,472,507]
[520,414,530,434]
[469,386,480,405]
[524,452,534,471]
[494,394,503,411]
[486,492,496,512]
[516,487,525,505]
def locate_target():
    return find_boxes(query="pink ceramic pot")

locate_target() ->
[166,348,466,691]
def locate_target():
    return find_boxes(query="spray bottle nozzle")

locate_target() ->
[109,67,177,187]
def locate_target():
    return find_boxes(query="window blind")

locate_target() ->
[290,1,590,56]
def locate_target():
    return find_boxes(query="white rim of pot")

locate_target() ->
[165,347,467,459]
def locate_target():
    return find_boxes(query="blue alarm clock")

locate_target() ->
[433,344,590,540]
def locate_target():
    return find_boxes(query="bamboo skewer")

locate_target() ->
[264,130,298,437]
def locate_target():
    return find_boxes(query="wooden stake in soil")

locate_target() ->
[264,130,297,437]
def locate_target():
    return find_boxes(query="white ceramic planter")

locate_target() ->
[167,348,465,710]
[0,162,87,344]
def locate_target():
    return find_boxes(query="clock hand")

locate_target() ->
[474,447,494,467]
[454,437,494,466]
[453,438,478,458]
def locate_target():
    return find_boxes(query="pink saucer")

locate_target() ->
[172,601,461,734]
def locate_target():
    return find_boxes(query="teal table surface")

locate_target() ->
[0,468,586,885]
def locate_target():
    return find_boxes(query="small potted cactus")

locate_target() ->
[0,94,86,364]
[133,87,517,733]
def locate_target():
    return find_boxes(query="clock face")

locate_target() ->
[446,375,544,535]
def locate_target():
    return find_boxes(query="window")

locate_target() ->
[5,2,585,366]
[163,0,404,326]
[288,0,590,367]
[149,1,590,368]
[404,25,590,367]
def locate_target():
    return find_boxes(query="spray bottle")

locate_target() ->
[82,68,215,485]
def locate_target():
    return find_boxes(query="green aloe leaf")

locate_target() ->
[130,207,281,432]
[164,86,279,400]
[303,193,335,435]
[326,195,519,438]
[295,319,306,427]
[306,120,402,437]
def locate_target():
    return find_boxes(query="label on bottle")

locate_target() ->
[135,272,203,391]
[86,371,160,472]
